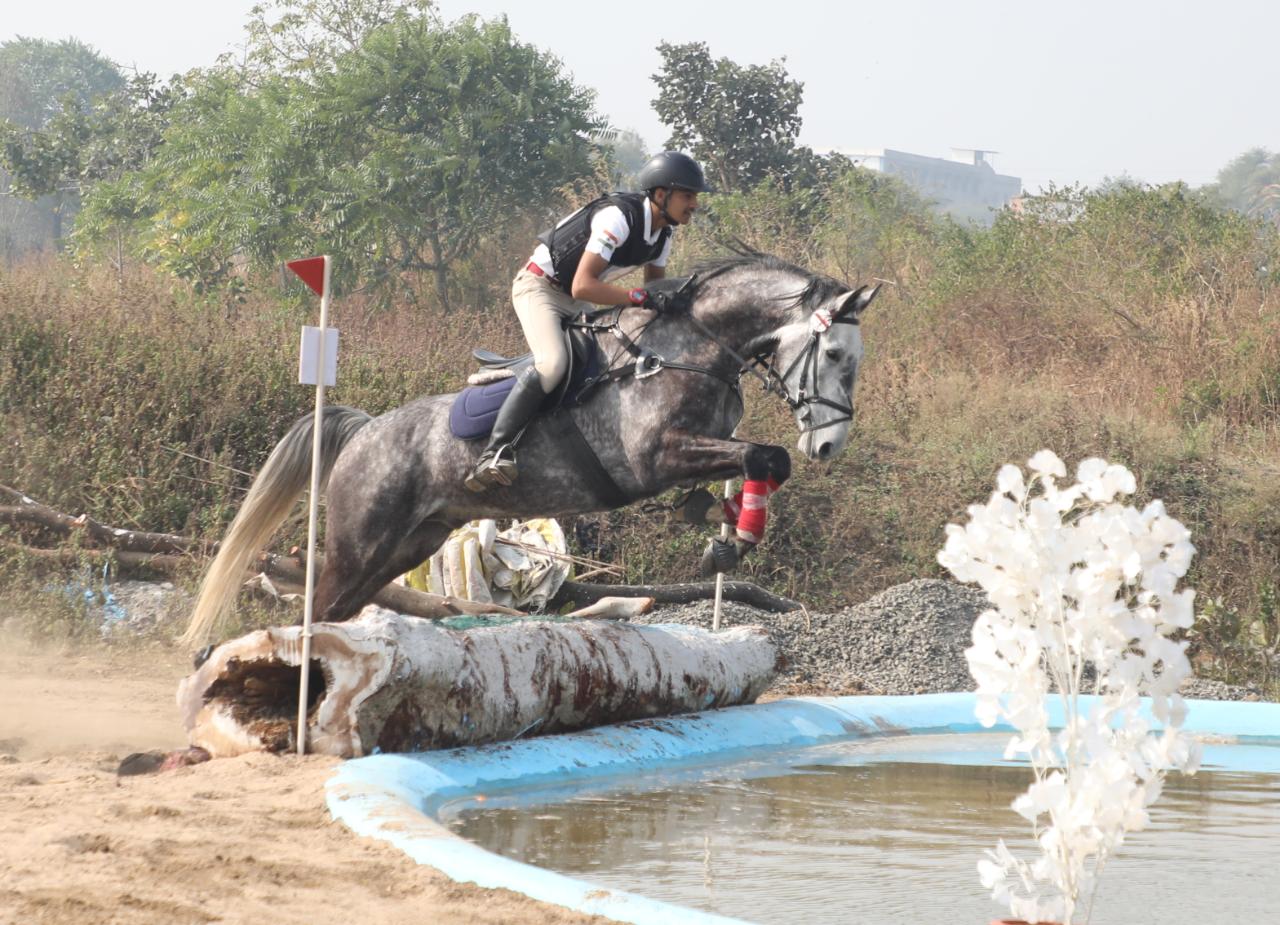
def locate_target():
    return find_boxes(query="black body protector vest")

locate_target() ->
[537,192,671,285]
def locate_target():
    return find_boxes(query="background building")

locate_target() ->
[834,147,1022,225]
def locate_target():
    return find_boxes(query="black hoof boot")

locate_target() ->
[700,537,740,577]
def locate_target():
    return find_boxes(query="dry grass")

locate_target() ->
[3,182,1279,688]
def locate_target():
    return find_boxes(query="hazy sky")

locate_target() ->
[6,0,1278,193]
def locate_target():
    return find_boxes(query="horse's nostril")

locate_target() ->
[817,442,833,459]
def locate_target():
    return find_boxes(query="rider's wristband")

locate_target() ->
[628,288,647,306]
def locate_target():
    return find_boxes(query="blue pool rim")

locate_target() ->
[325,692,1280,925]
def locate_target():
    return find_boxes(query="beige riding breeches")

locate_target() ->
[512,267,591,393]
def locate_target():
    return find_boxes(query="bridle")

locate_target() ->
[682,280,863,435]
[761,312,860,434]
[571,276,864,435]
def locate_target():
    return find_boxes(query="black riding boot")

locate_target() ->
[465,366,548,492]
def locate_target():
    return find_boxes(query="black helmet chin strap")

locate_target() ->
[650,187,681,226]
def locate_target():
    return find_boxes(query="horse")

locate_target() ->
[180,253,878,647]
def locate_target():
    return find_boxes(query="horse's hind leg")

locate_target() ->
[313,519,457,622]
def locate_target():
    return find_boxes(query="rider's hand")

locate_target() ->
[633,288,680,313]
[645,289,675,314]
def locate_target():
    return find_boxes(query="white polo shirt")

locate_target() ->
[529,202,671,283]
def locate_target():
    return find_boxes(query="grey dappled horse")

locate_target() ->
[182,254,878,646]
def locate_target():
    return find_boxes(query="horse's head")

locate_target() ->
[771,284,879,461]
[681,253,880,461]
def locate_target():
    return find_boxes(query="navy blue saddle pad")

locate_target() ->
[449,346,602,440]
[449,377,518,439]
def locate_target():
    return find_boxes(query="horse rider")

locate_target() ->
[464,150,713,492]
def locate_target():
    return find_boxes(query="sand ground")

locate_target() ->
[0,637,608,925]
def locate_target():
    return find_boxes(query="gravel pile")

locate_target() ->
[631,578,1265,702]
[631,578,987,695]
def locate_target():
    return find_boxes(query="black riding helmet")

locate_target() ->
[638,151,711,226]
[637,151,714,195]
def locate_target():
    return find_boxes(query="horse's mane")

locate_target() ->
[691,248,846,310]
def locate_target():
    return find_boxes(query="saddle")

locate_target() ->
[448,311,609,440]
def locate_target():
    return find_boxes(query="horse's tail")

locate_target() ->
[180,405,373,649]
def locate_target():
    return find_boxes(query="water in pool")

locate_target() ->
[445,733,1279,924]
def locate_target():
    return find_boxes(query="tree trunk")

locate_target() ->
[427,230,452,313]
[50,194,62,245]
[178,607,781,757]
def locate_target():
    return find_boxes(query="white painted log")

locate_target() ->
[177,606,780,758]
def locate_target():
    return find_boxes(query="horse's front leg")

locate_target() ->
[655,431,792,576]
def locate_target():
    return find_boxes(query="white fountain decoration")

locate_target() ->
[938,451,1202,924]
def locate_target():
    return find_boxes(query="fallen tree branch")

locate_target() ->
[2,540,521,620]
[3,485,802,617]
[252,552,523,618]
[551,578,799,613]
[2,540,190,573]
[0,486,212,555]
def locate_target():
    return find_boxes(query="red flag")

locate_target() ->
[286,256,327,296]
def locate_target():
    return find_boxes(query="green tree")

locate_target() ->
[0,37,122,130]
[61,74,178,273]
[651,41,804,193]
[816,165,939,293]
[101,10,599,309]
[599,127,648,190]
[0,37,123,252]
[4,73,173,199]
[92,67,308,302]
[317,14,598,309]
[239,0,437,78]
[1205,148,1280,226]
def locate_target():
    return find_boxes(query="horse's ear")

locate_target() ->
[833,284,880,322]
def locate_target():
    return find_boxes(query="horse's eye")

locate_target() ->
[825,347,843,361]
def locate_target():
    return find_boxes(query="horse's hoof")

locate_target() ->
[673,487,718,525]
[193,644,215,670]
[700,537,739,577]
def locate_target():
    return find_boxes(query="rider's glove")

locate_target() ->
[643,289,678,313]
[628,287,683,313]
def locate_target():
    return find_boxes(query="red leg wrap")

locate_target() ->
[722,492,743,527]
[735,478,778,544]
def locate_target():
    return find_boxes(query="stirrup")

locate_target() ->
[464,447,518,492]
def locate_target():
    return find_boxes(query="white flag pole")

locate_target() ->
[712,476,733,633]
[297,255,331,755]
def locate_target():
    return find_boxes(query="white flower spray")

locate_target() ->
[938,451,1201,924]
